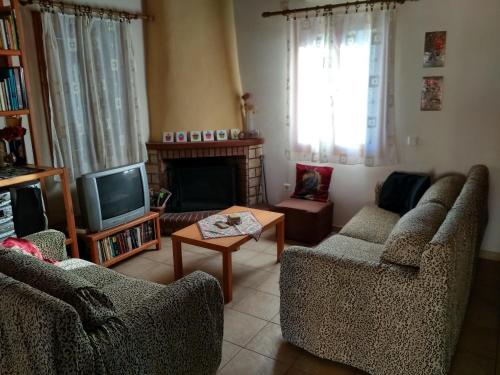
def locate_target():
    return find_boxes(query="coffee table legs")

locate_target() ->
[276,219,285,261]
[172,238,183,280]
[222,251,233,303]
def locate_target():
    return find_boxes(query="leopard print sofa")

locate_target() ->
[0,230,224,375]
[280,165,488,375]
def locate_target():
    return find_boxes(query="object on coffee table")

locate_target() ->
[226,213,241,225]
[215,221,230,229]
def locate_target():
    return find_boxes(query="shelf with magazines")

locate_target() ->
[77,212,161,268]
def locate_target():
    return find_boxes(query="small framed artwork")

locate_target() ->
[423,31,446,68]
[421,76,444,111]
[175,131,187,143]
[163,132,174,143]
[202,130,214,142]
[215,130,228,141]
[190,131,202,142]
[229,128,240,140]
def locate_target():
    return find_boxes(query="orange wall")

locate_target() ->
[144,0,243,140]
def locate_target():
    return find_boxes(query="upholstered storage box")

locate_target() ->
[274,198,333,244]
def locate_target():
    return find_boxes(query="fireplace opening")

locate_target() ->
[166,157,243,212]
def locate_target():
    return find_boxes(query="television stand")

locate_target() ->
[78,212,161,267]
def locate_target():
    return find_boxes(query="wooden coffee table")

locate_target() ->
[171,206,285,303]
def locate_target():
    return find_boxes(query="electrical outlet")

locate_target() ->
[407,136,419,147]
[283,183,291,192]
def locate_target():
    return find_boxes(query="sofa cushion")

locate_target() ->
[339,205,400,244]
[0,249,117,330]
[378,172,431,215]
[382,202,448,267]
[417,174,466,210]
[61,260,164,314]
[315,234,385,263]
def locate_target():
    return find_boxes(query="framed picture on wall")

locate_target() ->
[202,130,214,142]
[189,131,202,142]
[423,31,447,68]
[163,132,174,143]
[175,131,187,143]
[230,128,240,140]
[215,130,228,141]
[421,76,444,111]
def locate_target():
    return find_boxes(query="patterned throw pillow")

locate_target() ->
[382,202,448,268]
[291,164,333,202]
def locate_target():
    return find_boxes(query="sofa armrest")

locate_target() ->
[24,229,68,261]
[120,271,224,375]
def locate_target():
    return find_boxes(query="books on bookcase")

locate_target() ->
[0,67,27,111]
[96,220,156,263]
[0,11,19,50]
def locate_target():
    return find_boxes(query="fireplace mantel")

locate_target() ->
[146,138,264,151]
[146,138,264,207]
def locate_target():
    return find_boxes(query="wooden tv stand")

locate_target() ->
[78,211,161,267]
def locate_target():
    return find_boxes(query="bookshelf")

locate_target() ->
[78,212,162,268]
[0,0,40,164]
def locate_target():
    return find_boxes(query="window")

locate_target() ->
[286,11,398,166]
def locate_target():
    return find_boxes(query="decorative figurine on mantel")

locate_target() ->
[0,117,27,166]
[240,92,259,139]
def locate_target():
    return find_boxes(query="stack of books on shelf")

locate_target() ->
[97,221,156,263]
[0,67,27,111]
[0,12,19,50]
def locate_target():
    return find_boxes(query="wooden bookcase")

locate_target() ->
[0,0,41,164]
[78,212,162,268]
[0,165,79,258]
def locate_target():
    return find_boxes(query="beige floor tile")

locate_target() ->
[233,247,262,265]
[218,348,289,375]
[254,270,280,296]
[220,340,242,370]
[233,266,275,290]
[231,289,280,320]
[223,308,268,346]
[137,262,175,285]
[140,247,174,264]
[243,252,280,270]
[449,350,496,375]
[464,295,499,331]
[457,321,498,359]
[245,322,301,365]
[292,352,357,375]
[110,255,157,278]
[225,285,260,309]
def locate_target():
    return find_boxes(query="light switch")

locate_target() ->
[407,136,419,147]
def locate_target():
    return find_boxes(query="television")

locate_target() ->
[77,162,150,232]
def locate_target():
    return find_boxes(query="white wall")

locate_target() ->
[233,0,500,255]
[19,0,148,222]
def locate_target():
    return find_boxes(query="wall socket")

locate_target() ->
[407,136,419,147]
[283,183,291,192]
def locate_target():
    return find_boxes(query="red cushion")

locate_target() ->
[291,164,333,202]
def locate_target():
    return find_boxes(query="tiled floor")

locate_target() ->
[111,229,500,375]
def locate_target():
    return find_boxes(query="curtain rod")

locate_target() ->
[19,0,153,21]
[262,0,415,18]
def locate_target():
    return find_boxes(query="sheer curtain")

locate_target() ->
[286,10,398,166]
[41,13,147,180]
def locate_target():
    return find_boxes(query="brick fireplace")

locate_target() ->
[145,139,264,209]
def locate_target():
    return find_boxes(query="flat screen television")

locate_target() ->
[77,162,150,232]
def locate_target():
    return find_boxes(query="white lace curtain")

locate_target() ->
[41,13,147,180]
[286,10,398,166]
